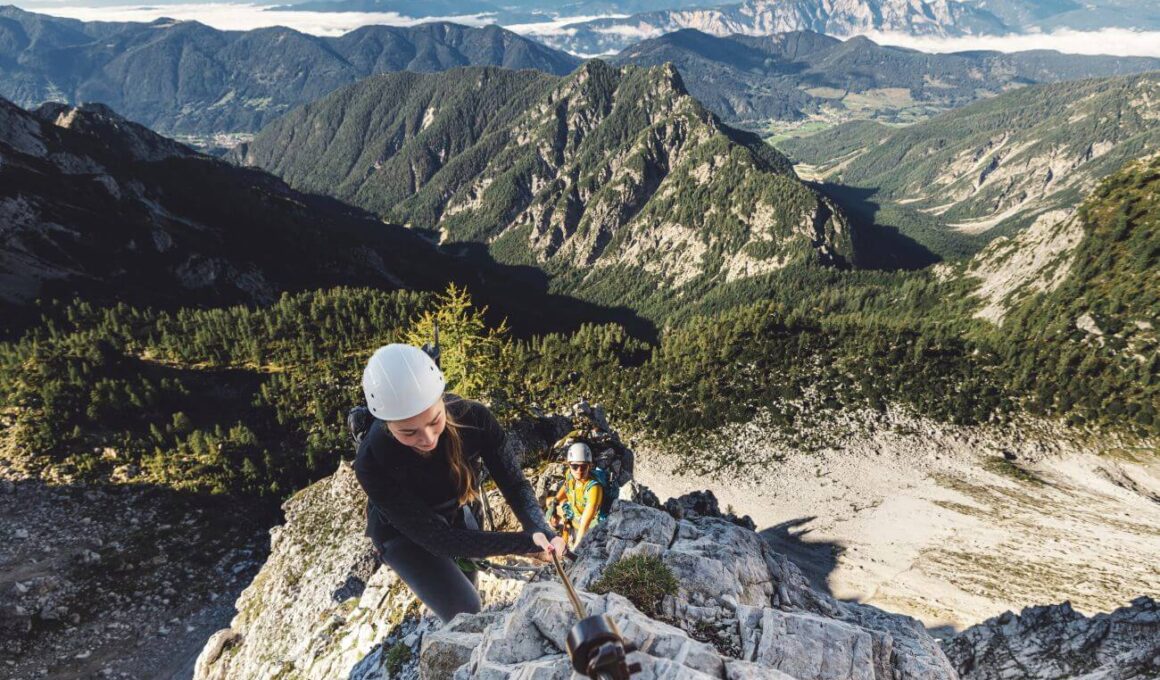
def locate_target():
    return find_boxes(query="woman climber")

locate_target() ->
[549,442,606,550]
[353,343,567,623]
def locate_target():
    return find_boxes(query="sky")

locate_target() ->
[16,1,1160,57]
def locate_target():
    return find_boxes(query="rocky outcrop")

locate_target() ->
[547,501,955,679]
[196,463,957,679]
[194,412,572,680]
[944,597,1160,679]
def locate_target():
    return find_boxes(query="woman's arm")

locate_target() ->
[353,452,540,559]
[575,483,603,546]
[477,407,559,541]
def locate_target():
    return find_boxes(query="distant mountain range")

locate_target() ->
[540,0,1008,54]
[5,6,1159,140]
[0,97,461,324]
[778,71,1160,260]
[541,0,1160,55]
[231,63,854,320]
[0,7,579,136]
[613,29,1160,126]
[270,0,736,18]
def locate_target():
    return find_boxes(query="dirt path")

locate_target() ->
[628,411,1160,633]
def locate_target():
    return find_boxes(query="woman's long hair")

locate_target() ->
[387,393,481,506]
[440,395,478,506]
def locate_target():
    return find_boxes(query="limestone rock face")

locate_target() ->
[944,597,1160,679]
[195,457,958,680]
[193,462,401,680]
[533,500,956,680]
[193,411,572,680]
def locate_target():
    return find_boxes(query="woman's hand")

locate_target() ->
[532,532,568,563]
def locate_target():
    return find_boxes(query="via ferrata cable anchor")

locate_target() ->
[549,551,641,680]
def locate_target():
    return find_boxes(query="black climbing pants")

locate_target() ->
[377,536,481,624]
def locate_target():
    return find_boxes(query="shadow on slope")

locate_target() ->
[442,241,658,345]
[759,516,843,598]
[807,183,943,270]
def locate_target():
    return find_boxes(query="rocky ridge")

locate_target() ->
[195,461,959,680]
[0,96,458,320]
[945,598,1160,679]
[193,409,575,680]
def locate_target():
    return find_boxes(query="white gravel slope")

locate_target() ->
[627,408,1160,632]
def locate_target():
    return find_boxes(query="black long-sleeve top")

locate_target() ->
[353,393,557,559]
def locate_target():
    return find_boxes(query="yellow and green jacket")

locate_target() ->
[559,469,606,528]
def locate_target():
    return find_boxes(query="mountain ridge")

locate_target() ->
[539,0,1160,54]
[233,61,855,322]
[779,70,1160,259]
[613,28,1160,126]
[0,7,580,136]
[540,0,1011,55]
[0,95,461,319]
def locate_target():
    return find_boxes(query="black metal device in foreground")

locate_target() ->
[550,552,642,679]
[566,614,641,680]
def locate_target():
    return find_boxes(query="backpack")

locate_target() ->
[347,405,375,448]
[591,466,617,519]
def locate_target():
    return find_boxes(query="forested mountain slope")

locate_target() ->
[962,154,1158,427]
[0,97,457,326]
[0,7,580,137]
[234,62,854,321]
[779,72,1160,259]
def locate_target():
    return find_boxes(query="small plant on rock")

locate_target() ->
[384,641,411,676]
[590,554,679,617]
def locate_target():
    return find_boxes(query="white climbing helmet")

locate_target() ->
[566,442,593,464]
[362,344,445,421]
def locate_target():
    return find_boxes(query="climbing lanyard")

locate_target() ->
[551,550,587,618]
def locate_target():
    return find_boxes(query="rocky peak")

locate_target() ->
[32,101,195,163]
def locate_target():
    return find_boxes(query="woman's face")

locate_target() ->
[570,462,591,481]
[387,400,446,453]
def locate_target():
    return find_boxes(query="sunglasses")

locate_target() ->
[569,463,589,470]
